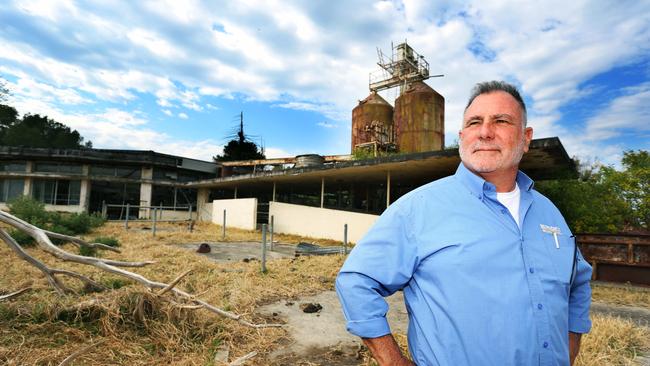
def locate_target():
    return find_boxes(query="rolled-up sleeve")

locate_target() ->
[335,203,418,338]
[568,248,592,333]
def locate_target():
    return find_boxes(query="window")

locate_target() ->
[0,179,25,202]
[151,185,197,210]
[90,165,141,179]
[0,162,27,172]
[32,179,81,205]
[33,162,83,175]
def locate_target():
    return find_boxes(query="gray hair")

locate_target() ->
[465,81,527,126]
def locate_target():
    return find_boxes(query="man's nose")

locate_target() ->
[479,121,495,139]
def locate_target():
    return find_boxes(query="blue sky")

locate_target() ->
[0,1,648,166]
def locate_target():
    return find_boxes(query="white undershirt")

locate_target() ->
[496,183,521,228]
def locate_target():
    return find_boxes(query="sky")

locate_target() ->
[0,0,648,167]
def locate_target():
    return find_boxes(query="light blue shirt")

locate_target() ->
[336,163,592,366]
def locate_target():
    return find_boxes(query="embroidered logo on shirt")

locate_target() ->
[540,224,562,249]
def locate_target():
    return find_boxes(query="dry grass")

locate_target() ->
[576,313,650,366]
[0,222,648,365]
[591,282,650,308]
[0,222,344,365]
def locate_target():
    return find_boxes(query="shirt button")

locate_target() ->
[543,341,549,348]
[529,268,535,273]
[501,209,507,214]
[537,303,543,310]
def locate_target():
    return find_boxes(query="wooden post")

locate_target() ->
[270,215,274,251]
[222,209,226,240]
[344,223,348,254]
[152,208,157,237]
[125,203,130,230]
[261,224,267,273]
[386,171,391,208]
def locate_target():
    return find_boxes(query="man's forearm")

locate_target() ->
[569,332,582,365]
[362,334,414,366]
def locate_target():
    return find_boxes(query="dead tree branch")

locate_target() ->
[0,210,282,328]
[58,339,107,366]
[0,286,32,301]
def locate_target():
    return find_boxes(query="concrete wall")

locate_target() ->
[269,201,379,243]
[0,203,84,214]
[212,198,257,231]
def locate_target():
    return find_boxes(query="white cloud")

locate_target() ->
[1,0,649,165]
[162,109,172,116]
[178,112,188,119]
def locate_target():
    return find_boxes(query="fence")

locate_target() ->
[102,203,195,235]
[577,233,650,286]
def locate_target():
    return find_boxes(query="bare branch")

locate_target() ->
[0,287,32,301]
[157,270,192,296]
[58,339,107,366]
[229,351,258,365]
[0,210,283,328]
[44,230,121,253]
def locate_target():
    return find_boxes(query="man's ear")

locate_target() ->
[523,127,533,152]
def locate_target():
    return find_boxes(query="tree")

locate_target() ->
[536,150,649,233]
[215,139,266,161]
[0,113,91,149]
[214,112,265,162]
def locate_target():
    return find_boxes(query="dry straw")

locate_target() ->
[0,222,648,365]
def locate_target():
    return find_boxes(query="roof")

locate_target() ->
[186,137,576,189]
[0,146,217,174]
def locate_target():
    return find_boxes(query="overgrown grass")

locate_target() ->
[0,221,647,365]
[591,282,650,308]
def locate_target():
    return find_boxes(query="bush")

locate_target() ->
[9,228,35,246]
[93,236,120,247]
[6,197,106,245]
[79,245,97,257]
[7,196,49,227]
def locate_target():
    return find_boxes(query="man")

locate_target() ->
[336,81,592,366]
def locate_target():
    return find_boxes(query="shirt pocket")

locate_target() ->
[540,233,575,286]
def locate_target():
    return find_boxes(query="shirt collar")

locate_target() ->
[454,163,534,199]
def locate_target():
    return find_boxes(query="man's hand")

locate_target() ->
[362,334,415,366]
[569,332,582,365]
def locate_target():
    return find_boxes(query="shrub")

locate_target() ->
[9,228,35,246]
[79,245,97,257]
[93,236,120,247]
[7,196,48,227]
[6,197,106,246]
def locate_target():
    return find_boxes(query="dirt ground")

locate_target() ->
[181,241,650,365]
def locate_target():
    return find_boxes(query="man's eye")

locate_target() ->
[467,120,480,126]
[496,119,509,123]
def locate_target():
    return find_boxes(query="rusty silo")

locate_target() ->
[351,91,394,153]
[393,81,445,153]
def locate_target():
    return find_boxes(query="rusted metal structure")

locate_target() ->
[351,92,394,153]
[577,233,650,286]
[393,81,445,153]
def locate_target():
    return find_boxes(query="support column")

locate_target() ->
[78,164,91,213]
[23,161,33,197]
[386,170,391,209]
[272,182,276,202]
[140,167,153,219]
[234,187,238,199]
[320,177,325,208]
[196,188,210,222]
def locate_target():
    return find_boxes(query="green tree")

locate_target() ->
[536,150,649,233]
[214,139,265,161]
[0,113,91,149]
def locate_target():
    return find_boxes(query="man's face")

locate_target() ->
[459,91,533,177]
